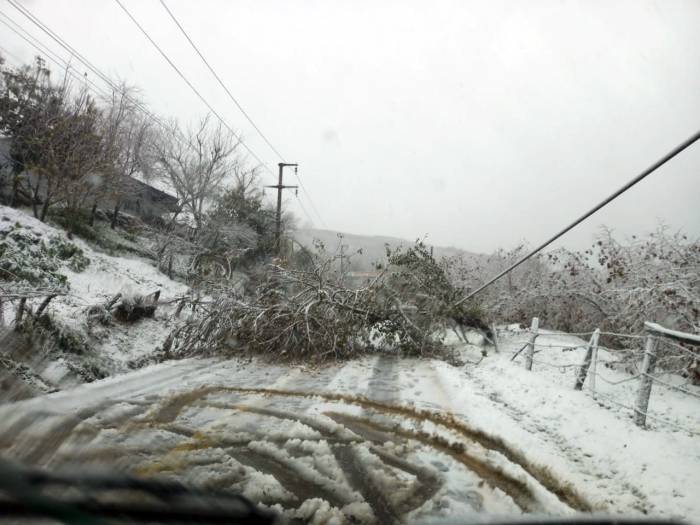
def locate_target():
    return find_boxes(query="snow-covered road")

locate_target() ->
[0,331,698,524]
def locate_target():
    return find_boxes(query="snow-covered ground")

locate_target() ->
[1,329,697,524]
[0,205,188,389]
[2,205,699,523]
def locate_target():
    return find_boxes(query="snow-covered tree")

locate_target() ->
[152,115,241,237]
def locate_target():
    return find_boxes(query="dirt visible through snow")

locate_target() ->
[0,330,698,524]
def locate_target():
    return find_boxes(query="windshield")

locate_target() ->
[0,1,698,524]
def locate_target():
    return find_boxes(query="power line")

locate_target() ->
[0,10,113,101]
[3,0,318,230]
[294,170,327,227]
[7,0,123,97]
[157,0,327,227]
[113,0,273,177]
[158,0,284,161]
[0,12,72,74]
[6,0,323,227]
[455,129,700,306]
[297,193,321,227]
[3,0,194,153]
[0,42,24,66]
[294,193,314,226]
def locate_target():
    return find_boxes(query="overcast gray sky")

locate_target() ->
[2,0,699,253]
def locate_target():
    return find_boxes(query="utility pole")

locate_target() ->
[339,243,346,276]
[338,233,349,283]
[265,163,298,255]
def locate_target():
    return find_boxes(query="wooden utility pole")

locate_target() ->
[265,163,298,254]
[337,233,348,279]
[339,245,349,284]
[339,243,346,275]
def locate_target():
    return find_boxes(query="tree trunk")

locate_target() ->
[30,183,40,218]
[89,201,98,226]
[15,297,27,330]
[35,295,56,317]
[31,181,43,219]
[111,200,121,229]
[39,197,50,222]
[10,174,19,208]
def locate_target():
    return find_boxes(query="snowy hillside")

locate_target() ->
[0,205,188,397]
[0,329,697,523]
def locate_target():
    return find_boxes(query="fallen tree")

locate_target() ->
[165,241,490,361]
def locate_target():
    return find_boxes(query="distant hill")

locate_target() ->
[293,228,485,271]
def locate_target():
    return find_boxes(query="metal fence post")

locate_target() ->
[634,334,658,428]
[574,328,600,391]
[525,317,539,371]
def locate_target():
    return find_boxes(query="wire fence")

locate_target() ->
[503,319,700,437]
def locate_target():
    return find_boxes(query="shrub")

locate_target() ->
[47,237,90,272]
[49,208,100,242]
[0,224,90,290]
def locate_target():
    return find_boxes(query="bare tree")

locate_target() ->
[153,115,240,237]
[55,85,104,224]
[99,84,154,228]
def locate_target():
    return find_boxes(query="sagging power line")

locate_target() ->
[113,0,272,174]
[455,129,700,306]
[0,10,112,101]
[7,0,129,99]
[3,0,198,155]
[158,0,284,162]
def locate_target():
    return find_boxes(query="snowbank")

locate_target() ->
[0,205,188,391]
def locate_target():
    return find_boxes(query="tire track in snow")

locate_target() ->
[0,359,296,471]
[216,385,592,512]
[464,366,649,514]
[0,355,595,521]
[206,385,533,512]
[223,402,441,522]
[229,446,346,510]
[194,386,533,514]
[346,354,403,524]
[398,358,594,513]
[123,359,436,523]
[0,402,115,466]
[327,411,532,512]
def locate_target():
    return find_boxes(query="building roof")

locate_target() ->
[127,176,178,205]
